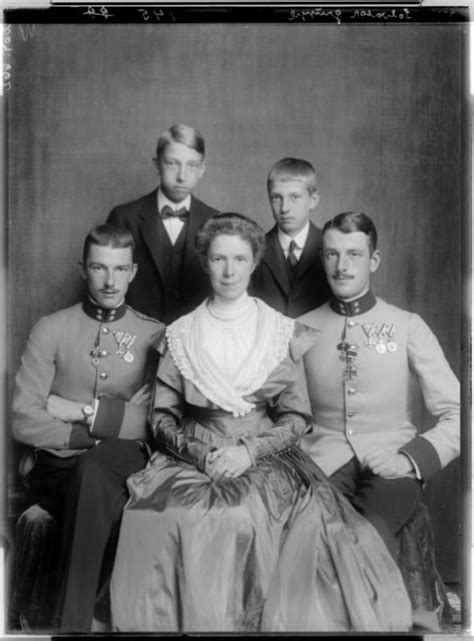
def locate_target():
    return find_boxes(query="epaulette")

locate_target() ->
[290,323,320,361]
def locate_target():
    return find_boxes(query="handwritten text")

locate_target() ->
[83,6,114,20]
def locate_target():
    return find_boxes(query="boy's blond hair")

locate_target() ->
[267,158,318,194]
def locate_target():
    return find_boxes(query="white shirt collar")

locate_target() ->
[277,222,310,251]
[157,189,191,213]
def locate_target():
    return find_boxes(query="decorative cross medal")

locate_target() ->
[337,341,359,380]
[89,345,102,368]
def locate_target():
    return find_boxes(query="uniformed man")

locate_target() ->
[299,211,460,627]
[12,224,163,632]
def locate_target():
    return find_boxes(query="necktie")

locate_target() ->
[160,205,189,221]
[287,240,298,270]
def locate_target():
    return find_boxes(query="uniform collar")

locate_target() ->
[82,297,127,322]
[329,289,376,316]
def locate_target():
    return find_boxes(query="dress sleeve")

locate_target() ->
[399,313,460,481]
[12,317,95,450]
[150,352,217,471]
[240,325,316,463]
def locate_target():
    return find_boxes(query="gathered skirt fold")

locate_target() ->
[110,447,412,632]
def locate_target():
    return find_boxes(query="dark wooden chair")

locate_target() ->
[8,504,60,632]
[398,503,452,629]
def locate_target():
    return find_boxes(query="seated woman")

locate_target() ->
[110,213,412,632]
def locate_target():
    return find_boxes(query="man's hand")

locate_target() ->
[46,394,84,422]
[129,383,151,406]
[364,448,414,479]
[205,446,253,480]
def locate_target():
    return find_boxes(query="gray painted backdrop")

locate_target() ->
[7,22,466,581]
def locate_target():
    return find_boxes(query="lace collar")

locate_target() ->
[166,298,295,417]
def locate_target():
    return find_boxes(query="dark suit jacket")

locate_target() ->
[250,223,331,318]
[107,189,218,323]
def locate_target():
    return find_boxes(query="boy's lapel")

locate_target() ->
[140,196,168,282]
[293,223,322,281]
[263,226,291,294]
[182,196,209,274]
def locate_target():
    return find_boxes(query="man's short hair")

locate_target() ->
[322,211,378,254]
[155,124,205,161]
[83,224,136,264]
[267,158,318,194]
[195,213,266,269]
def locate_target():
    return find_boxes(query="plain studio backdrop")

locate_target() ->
[5,20,467,586]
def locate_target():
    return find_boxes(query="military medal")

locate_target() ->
[112,330,136,363]
[386,322,397,352]
[371,322,397,354]
[89,345,102,368]
[337,341,348,362]
[337,340,359,380]
[361,323,378,347]
[374,322,388,354]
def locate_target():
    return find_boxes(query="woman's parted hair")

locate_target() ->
[195,213,265,268]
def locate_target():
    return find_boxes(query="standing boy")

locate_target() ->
[107,123,219,324]
[250,158,330,317]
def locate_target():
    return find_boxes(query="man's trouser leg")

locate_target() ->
[330,458,422,559]
[27,451,79,517]
[55,439,148,632]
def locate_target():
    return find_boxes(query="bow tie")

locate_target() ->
[160,205,189,221]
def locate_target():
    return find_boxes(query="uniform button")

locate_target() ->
[99,372,108,380]
[102,327,109,334]
[347,409,356,417]
[347,320,355,328]
[347,429,354,436]
[347,388,356,396]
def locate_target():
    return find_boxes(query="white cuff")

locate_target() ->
[88,398,100,433]
[401,451,422,480]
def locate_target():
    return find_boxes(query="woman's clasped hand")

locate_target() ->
[205,446,253,480]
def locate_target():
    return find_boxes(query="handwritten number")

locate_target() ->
[139,8,167,21]
[83,6,113,19]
